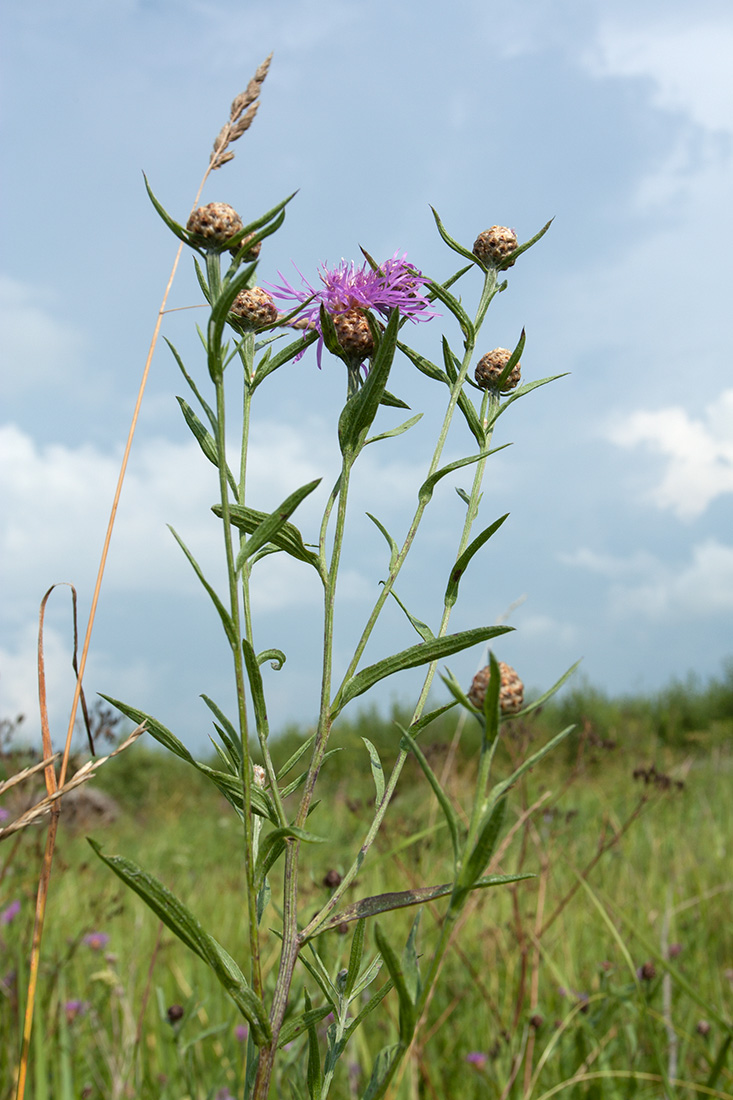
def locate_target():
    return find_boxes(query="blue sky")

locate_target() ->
[2,0,732,748]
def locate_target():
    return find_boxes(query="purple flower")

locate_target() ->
[0,807,9,823]
[64,999,89,1023]
[235,1024,248,1043]
[83,931,110,951]
[269,253,436,368]
[1,900,20,925]
[465,1051,488,1069]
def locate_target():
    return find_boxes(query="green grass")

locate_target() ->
[1,679,732,1099]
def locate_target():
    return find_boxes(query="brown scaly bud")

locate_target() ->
[186,202,243,248]
[475,348,521,393]
[638,961,656,982]
[230,232,262,261]
[166,1004,184,1024]
[229,288,278,329]
[323,869,342,889]
[473,226,518,267]
[333,308,374,361]
[468,663,524,715]
[696,1020,711,1037]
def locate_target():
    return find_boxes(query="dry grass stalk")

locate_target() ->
[0,724,144,842]
[210,53,273,169]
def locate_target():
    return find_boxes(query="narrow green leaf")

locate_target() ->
[209,261,259,353]
[396,341,449,384]
[375,924,416,1044]
[366,412,423,446]
[430,206,482,267]
[242,638,271,741]
[343,918,367,999]
[89,840,271,1044]
[255,825,326,889]
[458,797,507,893]
[251,329,319,390]
[312,874,530,934]
[281,749,342,798]
[200,694,241,765]
[177,397,238,497]
[362,1043,401,1100]
[444,514,509,608]
[216,489,321,571]
[143,174,191,245]
[418,446,508,506]
[365,513,399,571]
[304,990,322,1100]
[425,279,475,344]
[457,389,486,447]
[338,309,400,457]
[506,217,554,267]
[386,588,434,642]
[512,659,582,718]
[398,728,460,862]
[168,525,237,647]
[379,388,410,409]
[257,647,286,669]
[233,479,321,570]
[333,624,512,715]
[276,731,317,780]
[455,486,471,506]
[362,738,385,806]
[490,724,576,805]
[256,877,271,926]
[402,912,422,1006]
[488,373,569,430]
[278,1005,333,1049]
[164,338,216,430]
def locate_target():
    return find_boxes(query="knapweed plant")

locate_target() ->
[92,70,577,1100]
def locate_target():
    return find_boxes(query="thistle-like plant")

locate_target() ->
[89,71,579,1100]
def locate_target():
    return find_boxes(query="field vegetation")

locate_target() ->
[1,668,732,1099]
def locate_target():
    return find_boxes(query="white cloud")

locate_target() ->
[608,390,733,519]
[0,275,87,397]
[586,14,733,133]
[565,539,733,618]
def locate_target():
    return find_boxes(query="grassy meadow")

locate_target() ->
[1,671,732,1099]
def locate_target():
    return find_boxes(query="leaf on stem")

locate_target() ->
[214,480,321,572]
[444,514,509,609]
[417,446,508,506]
[362,738,385,806]
[167,525,237,647]
[338,309,400,457]
[365,412,423,446]
[343,918,367,999]
[333,624,512,715]
[177,397,238,497]
[425,280,475,344]
[374,924,416,1044]
[430,206,483,267]
[89,840,272,1045]
[386,588,434,642]
[398,728,461,862]
[365,512,399,571]
[456,797,507,896]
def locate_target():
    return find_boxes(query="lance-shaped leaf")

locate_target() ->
[418,446,509,506]
[386,588,434,642]
[397,341,449,384]
[165,339,216,430]
[143,174,191,245]
[365,412,423,446]
[255,824,326,890]
[487,372,570,429]
[309,874,531,936]
[363,1043,401,1100]
[278,1004,333,1050]
[444,514,509,609]
[511,659,582,718]
[303,989,322,1100]
[489,724,575,805]
[362,738,385,806]
[333,625,512,715]
[399,728,461,862]
[456,797,507,897]
[343,918,367,999]
[430,206,482,267]
[366,513,398,571]
[167,525,237,647]
[378,389,410,410]
[177,397,238,497]
[338,309,400,457]
[374,924,416,1045]
[505,217,554,268]
[89,840,271,1045]
[242,638,270,742]
[402,912,422,1007]
[425,280,474,344]
[457,390,486,447]
[251,329,319,390]
[213,479,322,571]
[208,261,259,354]
[201,694,241,765]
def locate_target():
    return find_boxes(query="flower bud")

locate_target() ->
[230,288,278,329]
[468,662,524,715]
[333,308,374,361]
[253,764,266,788]
[475,348,521,393]
[473,226,518,267]
[230,232,262,261]
[187,202,243,248]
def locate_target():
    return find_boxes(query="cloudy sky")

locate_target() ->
[2,0,732,750]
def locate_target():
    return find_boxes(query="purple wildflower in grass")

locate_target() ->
[1,900,20,925]
[0,807,9,823]
[269,253,436,369]
[83,931,110,951]
[465,1051,488,1070]
[64,999,89,1023]
[235,1023,248,1043]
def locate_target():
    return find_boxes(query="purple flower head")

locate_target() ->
[465,1051,488,1069]
[235,1023,248,1043]
[0,807,9,823]
[64,999,89,1023]
[1,900,20,925]
[270,253,436,369]
[83,931,110,951]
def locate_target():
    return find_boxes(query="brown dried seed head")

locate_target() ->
[475,348,521,392]
[187,203,243,247]
[468,663,524,714]
[696,1020,711,1037]
[333,308,375,360]
[473,226,518,267]
[639,961,656,981]
[230,288,279,329]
